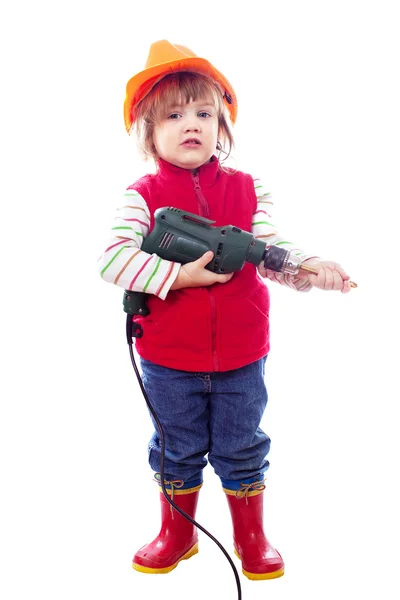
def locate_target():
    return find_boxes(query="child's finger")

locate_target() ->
[334,264,350,280]
[197,251,214,266]
[341,280,352,294]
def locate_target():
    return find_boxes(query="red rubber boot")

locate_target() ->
[132,487,200,574]
[225,489,285,580]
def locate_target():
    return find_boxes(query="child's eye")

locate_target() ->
[198,111,211,118]
[167,113,181,119]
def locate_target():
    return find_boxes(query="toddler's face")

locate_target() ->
[152,98,219,170]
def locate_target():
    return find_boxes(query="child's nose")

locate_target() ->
[183,115,200,132]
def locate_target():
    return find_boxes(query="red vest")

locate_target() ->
[129,156,270,372]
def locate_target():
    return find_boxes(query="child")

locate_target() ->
[98,39,352,580]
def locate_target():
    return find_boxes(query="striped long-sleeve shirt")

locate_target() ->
[98,178,316,297]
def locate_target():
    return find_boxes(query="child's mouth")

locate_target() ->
[182,139,201,147]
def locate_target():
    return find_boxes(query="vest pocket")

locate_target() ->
[217,288,270,362]
[136,293,212,359]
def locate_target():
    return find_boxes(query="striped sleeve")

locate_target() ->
[251,178,318,292]
[97,189,180,300]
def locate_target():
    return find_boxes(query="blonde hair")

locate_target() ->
[132,71,235,166]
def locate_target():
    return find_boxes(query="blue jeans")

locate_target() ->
[139,357,271,491]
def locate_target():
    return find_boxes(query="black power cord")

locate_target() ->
[126,315,242,599]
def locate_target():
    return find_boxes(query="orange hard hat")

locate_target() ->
[124,39,238,133]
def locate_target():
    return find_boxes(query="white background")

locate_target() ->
[1,1,399,599]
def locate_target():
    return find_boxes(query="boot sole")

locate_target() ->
[234,549,285,580]
[132,543,199,574]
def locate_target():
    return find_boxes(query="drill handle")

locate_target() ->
[123,290,150,316]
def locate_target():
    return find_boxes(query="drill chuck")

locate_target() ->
[262,246,302,275]
[246,239,302,275]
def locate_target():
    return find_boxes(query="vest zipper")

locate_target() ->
[192,173,209,217]
[209,290,219,371]
[191,173,217,368]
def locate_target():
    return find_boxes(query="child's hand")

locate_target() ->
[170,251,234,290]
[301,259,352,293]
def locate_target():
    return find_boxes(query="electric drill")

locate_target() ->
[123,207,314,316]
